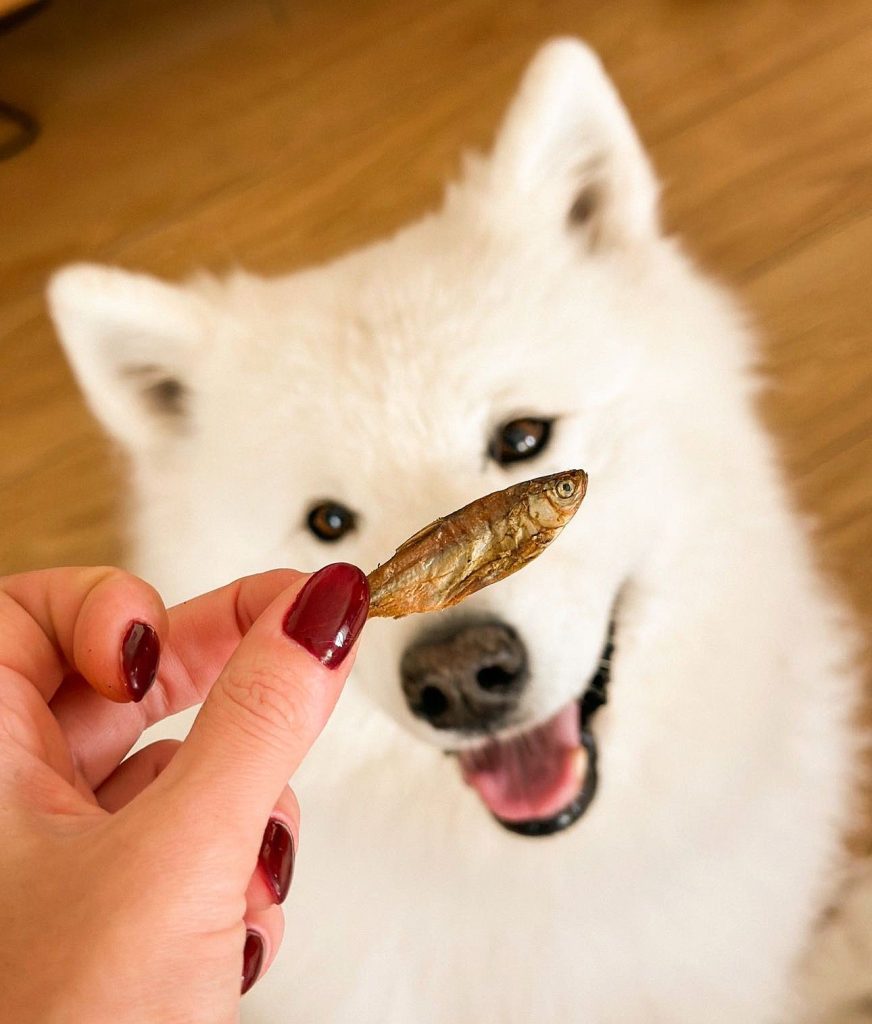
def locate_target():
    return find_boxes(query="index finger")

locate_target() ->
[0,566,170,704]
[52,569,308,786]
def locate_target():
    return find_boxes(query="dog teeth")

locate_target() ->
[571,746,589,784]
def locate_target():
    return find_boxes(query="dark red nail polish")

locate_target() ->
[283,563,369,669]
[121,621,160,702]
[241,929,264,995]
[258,818,295,904]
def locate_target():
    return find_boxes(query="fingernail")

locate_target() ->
[258,818,295,904]
[283,563,369,669]
[121,621,160,702]
[241,929,265,995]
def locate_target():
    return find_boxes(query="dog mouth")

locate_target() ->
[456,621,614,838]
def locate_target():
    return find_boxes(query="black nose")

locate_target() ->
[401,622,528,731]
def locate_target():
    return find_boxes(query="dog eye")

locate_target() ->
[489,418,553,465]
[307,502,356,542]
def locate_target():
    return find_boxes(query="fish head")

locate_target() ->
[525,470,588,531]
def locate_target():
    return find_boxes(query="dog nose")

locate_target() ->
[400,622,528,731]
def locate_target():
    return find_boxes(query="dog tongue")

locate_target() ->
[457,701,587,823]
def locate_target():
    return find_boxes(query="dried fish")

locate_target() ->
[367,469,587,618]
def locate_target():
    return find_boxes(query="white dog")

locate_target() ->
[49,40,865,1024]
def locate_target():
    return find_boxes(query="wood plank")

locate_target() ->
[659,28,872,280]
[2,0,870,301]
[0,0,38,18]
[747,211,872,625]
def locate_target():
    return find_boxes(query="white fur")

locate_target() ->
[48,39,864,1024]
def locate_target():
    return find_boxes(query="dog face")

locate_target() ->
[49,41,743,834]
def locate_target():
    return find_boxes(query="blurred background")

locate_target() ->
[0,1,869,772]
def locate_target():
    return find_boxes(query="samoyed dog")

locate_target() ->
[49,39,865,1024]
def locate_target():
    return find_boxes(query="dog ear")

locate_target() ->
[47,264,210,449]
[488,39,659,248]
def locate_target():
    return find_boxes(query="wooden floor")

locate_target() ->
[1,0,870,809]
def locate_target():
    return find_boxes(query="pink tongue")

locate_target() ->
[458,701,587,823]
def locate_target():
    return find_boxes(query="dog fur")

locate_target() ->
[48,40,865,1024]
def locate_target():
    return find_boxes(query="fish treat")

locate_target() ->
[367,469,587,618]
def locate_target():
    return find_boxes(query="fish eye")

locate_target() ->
[489,417,553,466]
[307,501,356,542]
[557,478,575,498]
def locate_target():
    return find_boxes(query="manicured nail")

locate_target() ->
[121,621,160,702]
[283,563,369,669]
[241,929,264,995]
[259,818,295,904]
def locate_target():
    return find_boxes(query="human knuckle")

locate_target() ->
[89,566,160,605]
[78,567,142,618]
[88,565,133,591]
[222,664,314,745]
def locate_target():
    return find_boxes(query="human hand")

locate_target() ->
[0,563,369,1024]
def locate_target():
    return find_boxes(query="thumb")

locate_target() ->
[155,563,369,840]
